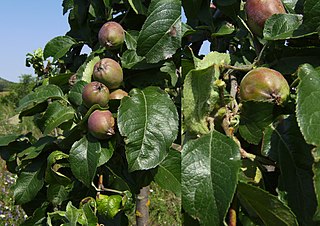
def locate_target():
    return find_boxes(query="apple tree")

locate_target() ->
[181,0,320,225]
[0,0,181,225]
[1,0,320,225]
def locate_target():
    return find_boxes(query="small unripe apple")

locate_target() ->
[93,58,123,90]
[82,81,110,108]
[88,110,115,139]
[109,89,128,100]
[245,0,286,36]
[98,21,125,49]
[239,67,289,105]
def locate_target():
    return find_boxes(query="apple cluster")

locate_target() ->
[82,21,128,140]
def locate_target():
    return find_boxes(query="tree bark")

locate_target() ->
[136,186,150,226]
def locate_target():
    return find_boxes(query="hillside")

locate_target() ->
[0,77,16,91]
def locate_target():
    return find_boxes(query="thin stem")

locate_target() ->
[136,186,150,226]
[222,64,253,72]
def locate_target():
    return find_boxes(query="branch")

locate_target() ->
[136,186,150,226]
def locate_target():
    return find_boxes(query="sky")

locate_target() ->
[0,1,69,82]
[0,2,210,83]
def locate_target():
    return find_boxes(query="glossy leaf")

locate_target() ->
[68,80,88,106]
[303,0,320,31]
[39,101,75,135]
[117,86,179,171]
[264,14,303,40]
[296,64,320,146]
[17,84,65,113]
[154,148,181,196]
[237,182,299,226]
[77,56,100,83]
[47,184,69,206]
[181,130,241,225]
[183,66,217,135]
[13,169,45,205]
[136,0,181,63]
[239,102,274,145]
[45,151,71,186]
[69,136,101,187]
[44,36,77,60]
[269,115,317,225]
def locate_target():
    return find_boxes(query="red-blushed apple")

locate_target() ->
[239,67,289,105]
[245,0,286,36]
[87,110,115,139]
[93,58,123,89]
[98,21,125,49]
[82,81,110,108]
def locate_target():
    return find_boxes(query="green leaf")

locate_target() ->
[80,202,98,225]
[47,184,70,206]
[160,61,178,87]
[237,182,299,226]
[128,0,147,14]
[136,0,181,63]
[120,49,145,69]
[77,56,100,83]
[124,30,139,50]
[313,147,320,222]
[182,0,204,19]
[68,80,88,106]
[182,66,217,135]
[296,64,320,146]
[20,203,49,226]
[13,169,45,205]
[69,135,101,187]
[264,14,304,40]
[0,134,21,146]
[196,51,231,72]
[269,115,317,225]
[45,151,71,186]
[39,101,75,135]
[65,202,81,225]
[18,84,65,113]
[44,36,77,60]
[154,148,181,196]
[117,86,179,171]
[212,21,235,37]
[304,0,320,31]
[181,131,241,225]
[98,140,114,167]
[18,136,55,161]
[239,102,274,145]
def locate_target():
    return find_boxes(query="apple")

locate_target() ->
[239,67,289,105]
[98,21,125,49]
[93,58,123,89]
[82,81,110,108]
[87,110,115,140]
[245,0,286,36]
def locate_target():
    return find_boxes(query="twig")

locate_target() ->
[136,186,150,226]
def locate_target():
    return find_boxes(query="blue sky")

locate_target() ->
[0,3,210,83]
[0,1,69,82]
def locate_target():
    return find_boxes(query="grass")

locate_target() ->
[0,102,182,225]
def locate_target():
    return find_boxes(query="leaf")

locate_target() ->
[269,115,317,225]
[120,49,145,69]
[303,0,320,31]
[65,202,81,225]
[117,86,179,171]
[182,0,204,19]
[196,51,231,72]
[13,169,45,205]
[160,61,178,87]
[18,84,65,113]
[80,202,98,225]
[182,66,218,135]
[18,136,55,161]
[69,135,101,187]
[39,101,75,135]
[77,56,100,83]
[0,134,21,146]
[264,14,304,40]
[128,0,147,14]
[154,148,181,196]
[296,64,320,146]
[181,131,241,225]
[47,184,69,206]
[237,182,299,226]
[98,140,114,167]
[239,102,274,145]
[68,80,88,106]
[45,151,71,186]
[124,30,139,50]
[136,0,181,63]
[44,36,77,60]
